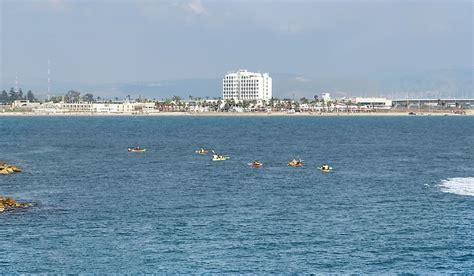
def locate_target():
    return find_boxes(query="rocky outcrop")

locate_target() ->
[0,162,30,213]
[0,162,22,175]
[0,196,32,213]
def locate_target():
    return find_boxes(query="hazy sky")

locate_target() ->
[0,0,472,91]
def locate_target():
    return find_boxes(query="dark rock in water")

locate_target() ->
[0,196,32,213]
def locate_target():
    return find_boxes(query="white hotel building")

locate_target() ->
[223,70,272,101]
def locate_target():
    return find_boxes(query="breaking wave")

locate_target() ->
[439,177,474,196]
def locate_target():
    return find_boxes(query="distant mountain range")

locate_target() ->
[22,67,474,100]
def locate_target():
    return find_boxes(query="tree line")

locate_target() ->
[47,90,95,103]
[0,88,145,104]
[1,88,345,107]
[0,88,36,103]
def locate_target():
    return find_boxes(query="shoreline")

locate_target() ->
[0,111,472,117]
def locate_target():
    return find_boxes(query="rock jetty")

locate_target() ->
[0,162,22,175]
[0,196,32,213]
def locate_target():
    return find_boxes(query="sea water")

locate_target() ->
[0,116,473,273]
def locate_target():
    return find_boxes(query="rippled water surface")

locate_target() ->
[0,116,473,273]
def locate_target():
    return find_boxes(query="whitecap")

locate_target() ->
[439,177,474,196]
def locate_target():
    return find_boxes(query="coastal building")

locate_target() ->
[352,97,392,109]
[11,100,41,110]
[391,98,473,109]
[134,102,156,113]
[34,101,62,113]
[223,70,272,101]
[321,93,331,102]
[60,102,93,112]
[92,102,133,113]
[35,101,159,113]
[92,102,156,113]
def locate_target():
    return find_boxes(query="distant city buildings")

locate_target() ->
[2,87,473,115]
[2,97,473,114]
[223,70,272,101]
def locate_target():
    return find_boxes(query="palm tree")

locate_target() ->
[172,95,181,103]
[326,100,332,112]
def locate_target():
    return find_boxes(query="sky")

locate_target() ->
[0,0,472,97]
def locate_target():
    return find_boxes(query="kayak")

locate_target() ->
[128,148,146,152]
[195,150,208,155]
[212,155,229,161]
[213,157,229,161]
[248,162,263,168]
[318,167,333,173]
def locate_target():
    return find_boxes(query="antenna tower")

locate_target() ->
[14,73,19,92]
[47,60,51,94]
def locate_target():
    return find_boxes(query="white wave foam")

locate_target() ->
[439,177,474,196]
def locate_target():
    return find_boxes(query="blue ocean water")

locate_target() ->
[0,115,473,273]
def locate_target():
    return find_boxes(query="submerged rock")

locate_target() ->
[0,196,32,213]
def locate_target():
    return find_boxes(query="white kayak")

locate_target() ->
[212,155,230,161]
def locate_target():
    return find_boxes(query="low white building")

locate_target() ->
[61,102,93,112]
[352,97,392,109]
[223,69,272,101]
[36,101,158,113]
[12,100,41,109]
[92,102,156,113]
[134,102,157,113]
[33,101,61,113]
[92,102,133,113]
